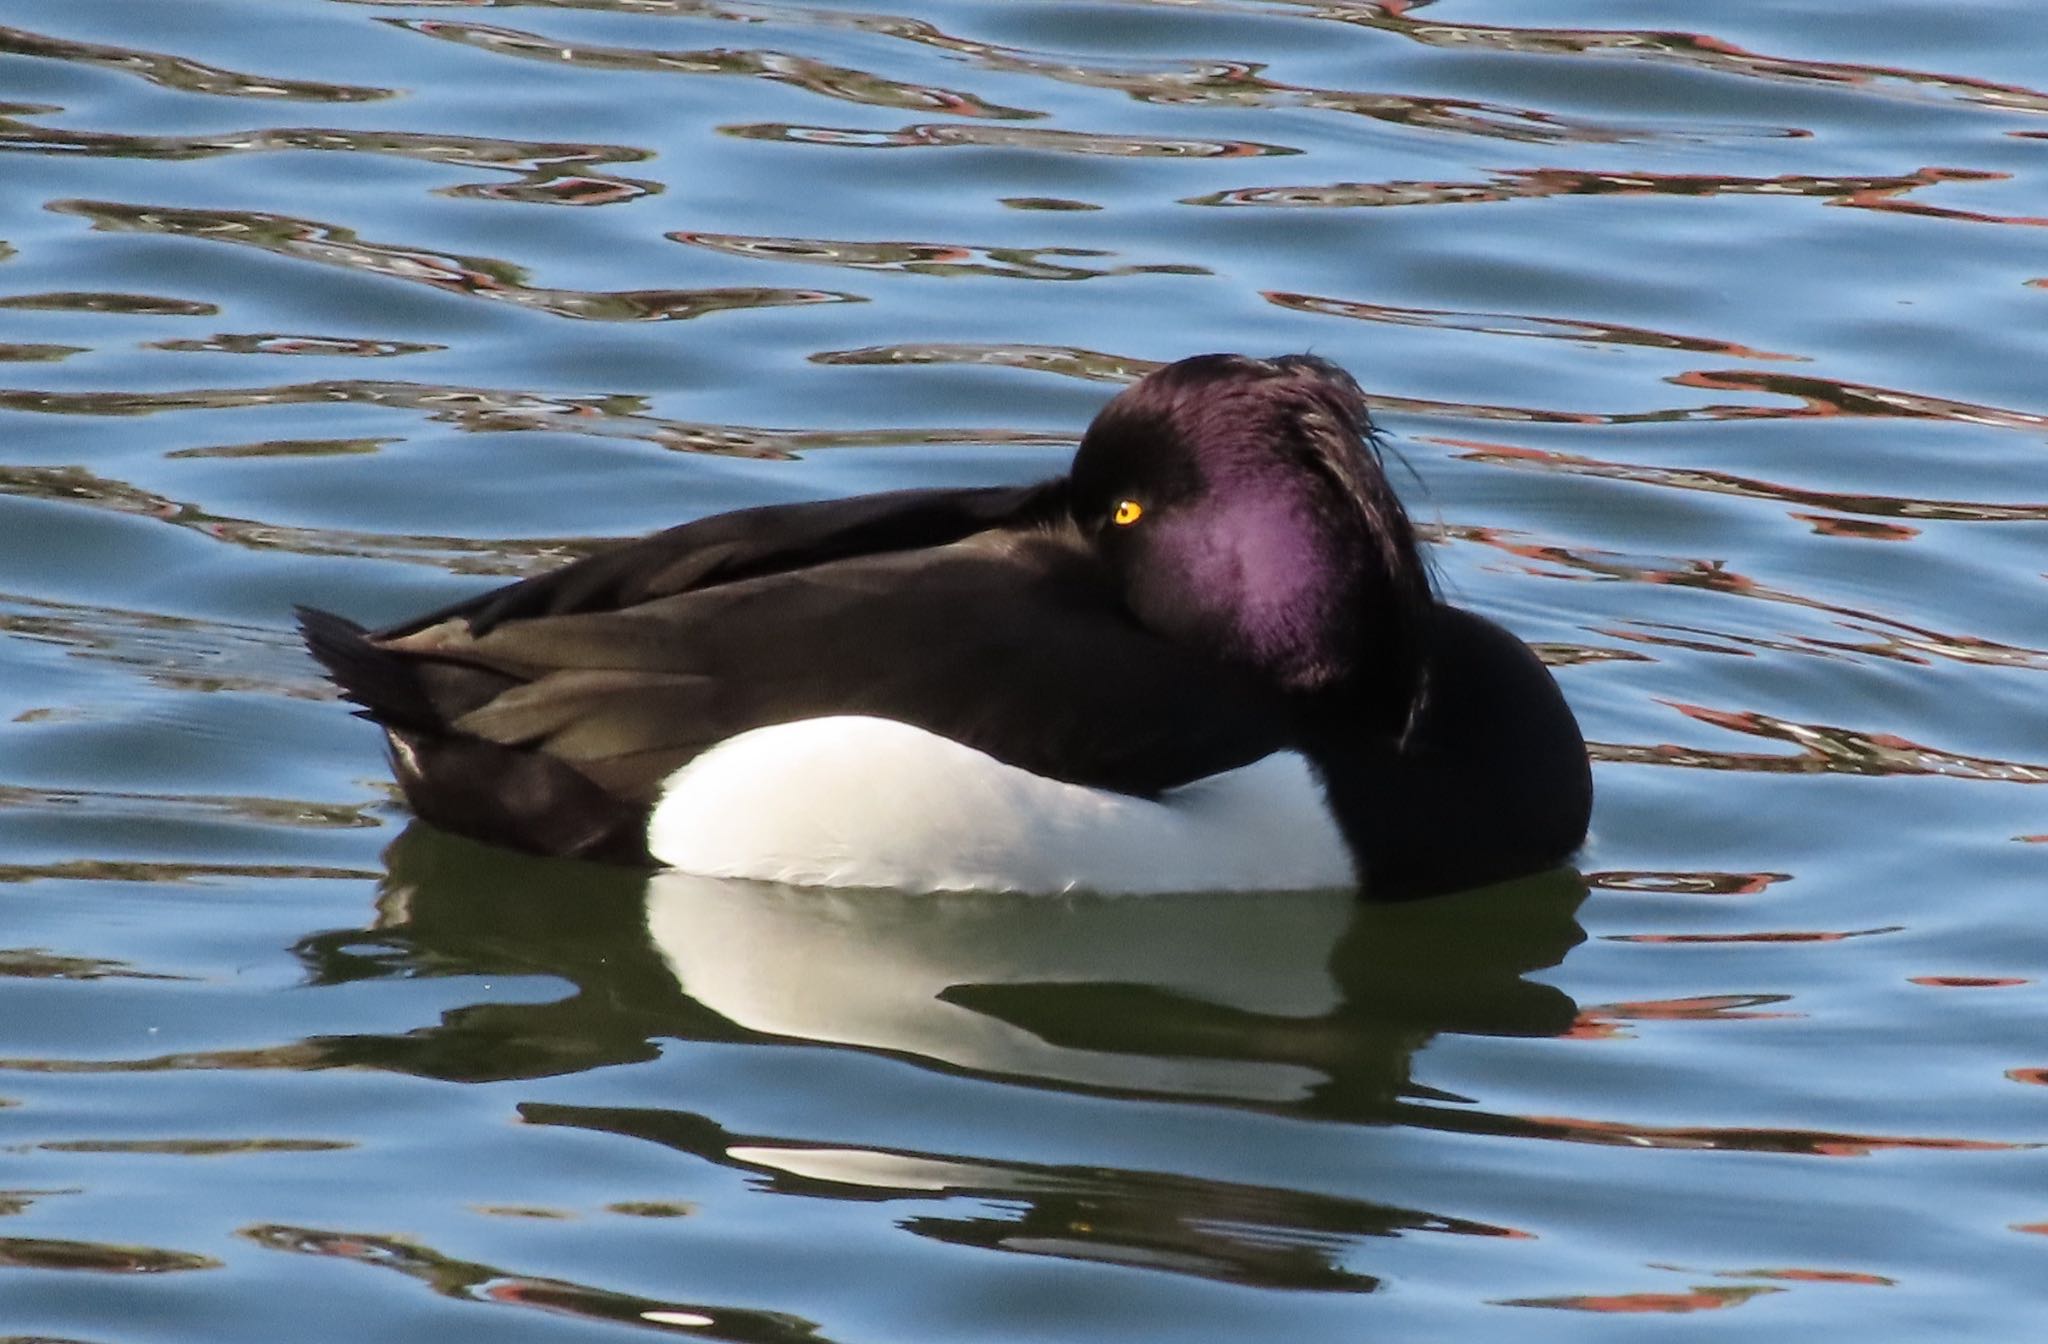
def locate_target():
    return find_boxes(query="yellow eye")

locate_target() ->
[1112,499,1144,526]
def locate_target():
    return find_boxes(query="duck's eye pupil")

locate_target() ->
[1112,499,1144,526]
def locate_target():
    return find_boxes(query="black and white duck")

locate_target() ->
[299,353,1591,896]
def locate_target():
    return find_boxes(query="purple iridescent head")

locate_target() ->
[1070,353,1434,719]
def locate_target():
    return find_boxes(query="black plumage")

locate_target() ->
[300,354,1592,895]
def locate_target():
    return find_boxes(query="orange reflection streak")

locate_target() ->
[0,109,661,206]
[1587,870,1791,896]
[1674,369,2048,430]
[48,199,857,320]
[391,17,1038,120]
[1592,994,1798,1021]
[1500,1285,1782,1313]
[1264,291,1802,361]
[1648,702,2048,783]
[1449,523,2048,670]
[1705,1267,1895,1286]
[1566,994,1797,1040]
[1605,928,1903,945]
[1908,976,2029,988]
[1792,513,1919,541]
[1503,1113,2021,1156]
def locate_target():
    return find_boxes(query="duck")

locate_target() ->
[298,353,1591,897]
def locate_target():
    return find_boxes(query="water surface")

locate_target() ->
[2,0,2047,1338]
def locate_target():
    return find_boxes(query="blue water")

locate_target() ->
[2,0,2047,1337]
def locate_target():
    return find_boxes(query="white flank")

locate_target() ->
[645,714,1355,894]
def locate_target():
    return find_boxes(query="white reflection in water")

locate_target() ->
[645,872,1353,1100]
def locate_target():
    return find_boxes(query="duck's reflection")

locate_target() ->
[643,866,1583,1112]
[301,826,1584,1114]
[293,826,1586,1292]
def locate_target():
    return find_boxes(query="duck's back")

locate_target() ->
[299,482,1293,863]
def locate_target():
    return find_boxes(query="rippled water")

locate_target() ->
[3,0,2047,1337]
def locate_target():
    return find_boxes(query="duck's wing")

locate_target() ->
[301,482,1290,861]
[388,482,1066,638]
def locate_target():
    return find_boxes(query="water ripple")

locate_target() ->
[0,24,393,102]
[1357,7,2048,118]
[1454,439,2048,524]
[388,16,1040,120]
[0,379,1062,456]
[810,342,1158,382]
[0,109,660,207]
[243,1223,834,1340]
[49,200,859,321]
[1595,703,2048,782]
[671,230,1206,280]
[0,1234,220,1273]
[524,1100,1529,1293]
[1188,167,2033,224]
[724,120,1296,156]
[1265,290,1803,361]
[1451,526,2048,670]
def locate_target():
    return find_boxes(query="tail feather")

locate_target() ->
[294,605,439,732]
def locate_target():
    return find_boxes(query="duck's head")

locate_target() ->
[1069,353,1434,724]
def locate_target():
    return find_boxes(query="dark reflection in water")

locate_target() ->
[1499,1282,1782,1314]
[0,24,392,102]
[147,334,442,357]
[50,200,859,322]
[322,0,2048,124]
[521,1100,1524,1293]
[0,108,660,207]
[1459,440,2048,524]
[725,120,1295,157]
[671,231,1206,281]
[1673,369,2048,431]
[0,379,1062,465]
[0,591,347,701]
[0,948,190,981]
[0,1233,220,1273]
[0,823,2022,1297]
[1587,870,1791,897]
[1287,3,2048,116]
[390,17,1038,120]
[1453,526,2048,670]
[168,437,400,457]
[0,342,83,363]
[1265,291,1802,362]
[1189,167,2038,228]
[0,291,217,316]
[1597,703,2048,783]
[812,343,1157,383]
[244,1223,833,1342]
[0,460,594,574]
